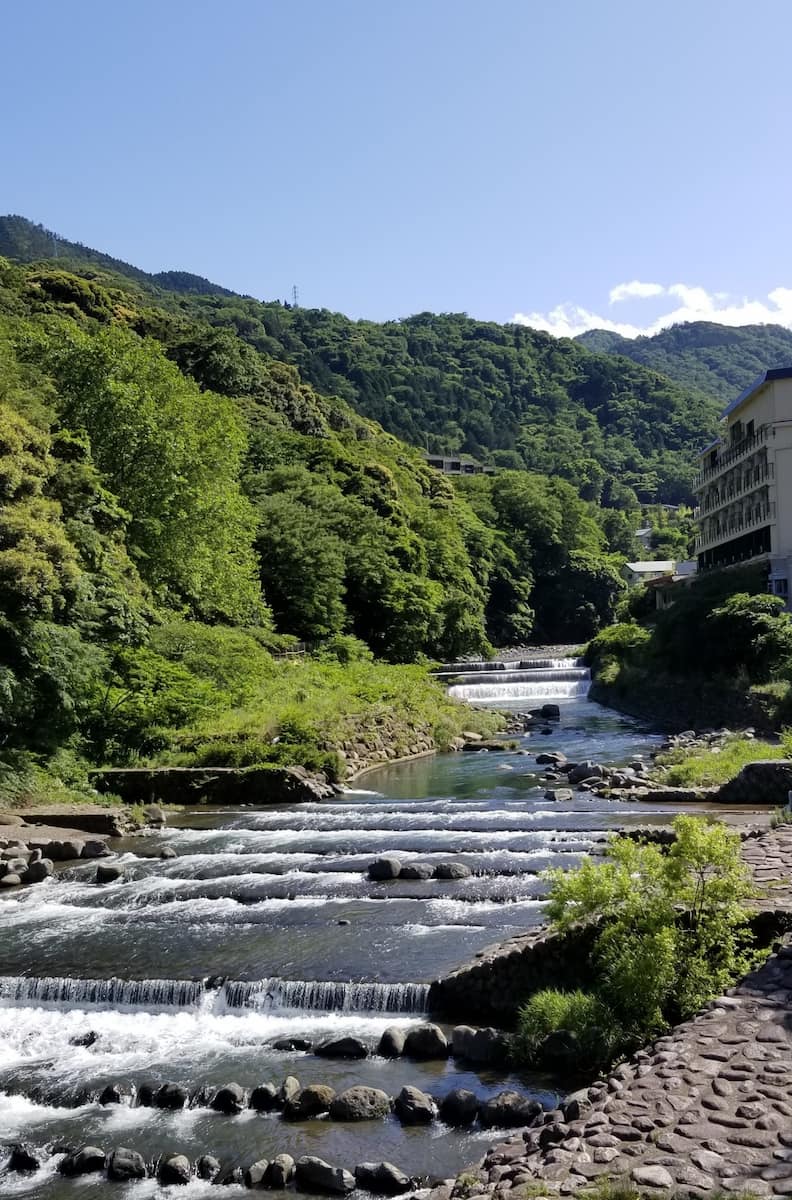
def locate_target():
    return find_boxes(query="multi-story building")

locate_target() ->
[694,367,792,599]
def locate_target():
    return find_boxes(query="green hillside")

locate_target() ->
[578,321,792,406]
[0,215,720,507]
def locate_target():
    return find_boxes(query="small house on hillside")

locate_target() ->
[622,560,675,588]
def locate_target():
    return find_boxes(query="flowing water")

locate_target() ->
[0,660,713,1196]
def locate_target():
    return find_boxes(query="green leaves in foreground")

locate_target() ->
[515,816,758,1071]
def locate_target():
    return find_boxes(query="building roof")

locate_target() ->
[722,366,792,419]
[625,561,674,573]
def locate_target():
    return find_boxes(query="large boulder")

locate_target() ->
[267,1154,296,1187]
[59,1145,106,1176]
[278,1075,301,1106]
[95,862,124,885]
[143,804,166,826]
[158,1154,191,1185]
[478,1090,543,1129]
[540,704,560,720]
[285,1084,336,1120]
[249,1082,278,1111]
[355,1162,412,1194]
[98,1082,128,1105]
[536,752,566,766]
[377,1026,406,1057]
[195,1155,222,1181]
[9,1144,40,1172]
[400,863,434,880]
[244,1158,269,1188]
[0,872,21,887]
[451,1025,507,1064]
[315,1036,368,1059]
[368,856,402,881]
[403,1023,448,1059]
[155,1082,188,1110]
[439,1088,479,1126]
[568,761,606,785]
[210,1082,245,1114]
[296,1156,356,1195]
[81,839,110,859]
[433,862,471,880]
[107,1147,147,1181]
[24,858,54,883]
[270,1035,312,1051]
[393,1085,435,1125]
[717,759,792,805]
[329,1086,391,1121]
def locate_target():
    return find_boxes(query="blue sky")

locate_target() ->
[4,0,792,332]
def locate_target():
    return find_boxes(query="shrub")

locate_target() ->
[514,988,623,1073]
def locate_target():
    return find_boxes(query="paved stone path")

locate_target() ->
[438,826,792,1199]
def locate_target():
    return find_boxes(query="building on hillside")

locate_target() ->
[424,453,496,476]
[644,560,698,610]
[693,367,792,600]
[622,560,675,588]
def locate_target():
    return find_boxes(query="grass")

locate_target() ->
[655,734,783,788]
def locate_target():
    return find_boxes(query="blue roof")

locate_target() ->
[722,366,792,418]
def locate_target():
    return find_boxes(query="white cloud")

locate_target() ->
[512,284,792,340]
[609,280,666,304]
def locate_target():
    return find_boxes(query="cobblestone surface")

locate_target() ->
[441,826,792,1198]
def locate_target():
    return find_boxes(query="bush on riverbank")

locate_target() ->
[656,733,784,788]
[513,816,759,1073]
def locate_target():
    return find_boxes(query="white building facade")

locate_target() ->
[694,367,792,600]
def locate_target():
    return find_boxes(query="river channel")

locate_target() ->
[0,665,712,1197]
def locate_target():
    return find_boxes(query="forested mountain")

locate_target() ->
[1,216,721,506]
[578,322,792,407]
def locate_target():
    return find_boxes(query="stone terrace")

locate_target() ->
[438,826,792,1200]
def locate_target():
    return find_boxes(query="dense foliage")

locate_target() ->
[515,816,758,1072]
[579,321,792,407]
[1,217,722,508]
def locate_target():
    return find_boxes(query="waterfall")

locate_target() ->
[222,978,431,1015]
[443,657,590,702]
[0,974,431,1017]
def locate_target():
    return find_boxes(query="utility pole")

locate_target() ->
[292,284,299,308]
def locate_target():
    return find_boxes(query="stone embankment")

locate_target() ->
[0,813,117,889]
[427,825,792,1199]
[92,765,337,806]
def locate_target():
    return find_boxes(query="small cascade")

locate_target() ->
[444,656,590,702]
[0,975,203,1010]
[223,978,431,1015]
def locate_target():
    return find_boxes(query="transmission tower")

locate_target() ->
[292,284,299,308]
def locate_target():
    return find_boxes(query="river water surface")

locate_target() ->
[0,673,710,1198]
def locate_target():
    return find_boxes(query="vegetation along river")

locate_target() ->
[0,663,721,1197]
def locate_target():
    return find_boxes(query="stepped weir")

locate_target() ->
[437,656,590,702]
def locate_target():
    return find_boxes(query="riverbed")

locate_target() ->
[0,689,718,1197]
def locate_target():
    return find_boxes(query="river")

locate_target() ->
[0,664,709,1197]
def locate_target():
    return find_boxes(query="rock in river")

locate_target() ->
[403,1023,449,1059]
[394,1085,435,1125]
[296,1155,356,1194]
[329,1086,392,1121]
[315,1036,368,1059]
[355,1161,412,1194]
[368,856,402,881]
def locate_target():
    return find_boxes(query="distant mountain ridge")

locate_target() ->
[0,214,237,298]
[577,322,792,406]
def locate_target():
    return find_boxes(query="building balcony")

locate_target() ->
[694,502,775,553]
[693,424,770,490]
[694,463,774,518]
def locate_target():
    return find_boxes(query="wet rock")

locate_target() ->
[95,862,124,884]
[159,845,177,859]
[69,1030,98,1048]
[107,1147,147,1181]
[0,873,22,887]
[316,1036,369,1059]
[279,1075,301,1106]
[58,838,85,860]
[544,788,574,804]
[394,1085,435,1124]
[195,1154,221,1181]
[452,1025,507,1064]
[329,1085,392,1121]
[9,1144,40,1172]
[296,1155,356,1194]
[249,1082,278,1111]
[434,862,472,880]
[270,1036,313,1052]
[81,839,110,859]
[244,1158,269,1188]
[479,1091,543,1129]
[24,858,54,883]
[536,752,567,766]
[136,1083,155,1107]
[403,1023,449,1059]
[99,1083,127,1105]
[400,863,434,880]
[440,1088,480,1126]
[285,1084,336,1119]
[368,856,403,881]
[155,1082,188,1110]
[355,1161,412,1194]
[143,803,166,826]
[377,1026,406,1057]
[267,1154,296,1187]
[59,1145,106,1176]
[211,1081,246,1114]
[159,1154,191,1185]
[540,704,561,720]
[219,1166,244,1185]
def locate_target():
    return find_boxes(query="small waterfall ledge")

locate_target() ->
[440,656,590,703]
